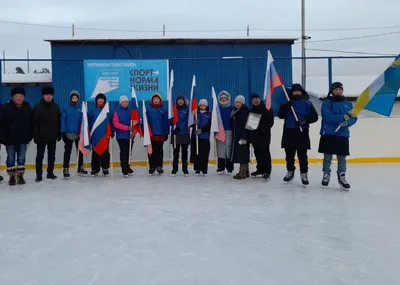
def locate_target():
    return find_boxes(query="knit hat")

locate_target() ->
[176,94,185,103]
[198,99,208,107]
[234,95,245,104]
[95,93,107,104]
[152,93,163,101]
[41,87,55,96]
[331,82,343,92]
[250,93,261,100]
[69,90,80,101]
[11,87,25,97]
[119,95,129,103]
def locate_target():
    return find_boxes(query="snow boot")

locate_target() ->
[16,167,26,185]
[78,167,88,177]
[156,167,164,175]
[338,172,350,191]
[321,172,330,187]
[301,172,309,186]
[102,169,109,176]
[63,168,70,180]
[246,165,250,178]
[251,170,264,178]
[47,172,57,180]
[283,170,295,183]
[7,168,16,186]
[233,164,247,180]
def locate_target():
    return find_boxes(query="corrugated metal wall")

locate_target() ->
[49,42,292,112]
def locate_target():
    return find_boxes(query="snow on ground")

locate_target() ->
[0,164,399,285]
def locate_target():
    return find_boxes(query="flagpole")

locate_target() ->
[282,85,303,132]
[129,120,133,165]
[76,149,79,175]
[195,112,199,155]
[109,137,114,179]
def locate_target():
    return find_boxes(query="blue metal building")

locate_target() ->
[46,37,295,111]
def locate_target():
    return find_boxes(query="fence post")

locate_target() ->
[328,57,333,90]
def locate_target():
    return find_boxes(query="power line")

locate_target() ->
[304,30,400,43]
[306,48,398,56]
[253,25,400,32]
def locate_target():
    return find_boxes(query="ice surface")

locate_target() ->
[0,164,399,285]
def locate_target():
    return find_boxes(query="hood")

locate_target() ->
[218,90,231,108]
[289,83,309,100]
[69,90,80,104]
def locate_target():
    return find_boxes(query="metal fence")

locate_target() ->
[0,56,398,117]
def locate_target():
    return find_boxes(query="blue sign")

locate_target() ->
[83,60,169,102]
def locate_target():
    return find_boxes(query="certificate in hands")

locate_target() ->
[245,112,262,131]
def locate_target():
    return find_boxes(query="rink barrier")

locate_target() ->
[2,157,400,171]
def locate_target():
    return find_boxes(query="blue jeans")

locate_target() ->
[6,144,28,168]
[323,154,346,174]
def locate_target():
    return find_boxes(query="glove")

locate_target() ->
[173,127,181,135]
[57,134,62,142]
[296,120,307,126]
[128,126,134,132]
[129,133,135,139]
[339,121,349,127]
[195,129,202,136]
[194,119,199,125]
[286,101,292,108]
[164,135,169,142]
[238,139,247,145]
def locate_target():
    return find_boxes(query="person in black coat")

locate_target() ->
[230,95,250,179]
[0,87,33,185]
[33,87,61,182]
[277,84,318,185]
[248,93,274,180]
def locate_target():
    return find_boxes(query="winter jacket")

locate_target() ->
[0,101,33,145]
[191,110,211,140]
[248,102,274,145]
[113,106,131,140]
[230,105,250,164]
[172,104,190,135]
[278,95,318,150]
[320,96,357,138]
[61,102,82,134]
[33,99,61,142]
[218,91,234,131]
[147,103,169,138]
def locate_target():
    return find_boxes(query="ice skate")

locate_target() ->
[216,168,225,175]
[338,172,350,191]
[149,168,155,176]
[102,169,109,176]
[63,168,70,180]
[91,170,98,177]
[301,173,309,186]
[78,168,88,177]
[263,173,271,181]
[128,167,134,176]
[182,164,189,177]
[321,172,330,187]
[35,175,43,183]
[47,172,57,180]
[156,167,164,175]
[251,170,264,178]
[195,170,200,176]
[171,166,178,177]
[283,170,295,183]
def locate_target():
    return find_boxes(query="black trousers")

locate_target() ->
[173,144,189,169]
[36,141,57,176]
[63,138,83,169]
[285,148,308,173]
[217,158,234,172]
[117,139,132,174]
[253,142,272,174]
[192,139,210,174]
[149,141,164,169]
[91,148,110,172]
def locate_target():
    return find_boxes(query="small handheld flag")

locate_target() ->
[211,87,226,142]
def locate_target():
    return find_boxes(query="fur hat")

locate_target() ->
[41,87,55,96]
[198,99,208,107]
[234,95,245,104]
[11,87,25,97]
[119,95,129,103]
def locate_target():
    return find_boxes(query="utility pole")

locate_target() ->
[301,0,306,88]
[247,25,250,37]
[2,50,5,74]
[27,50,30,74]
[72,23,75,37]
[163,24,166,37]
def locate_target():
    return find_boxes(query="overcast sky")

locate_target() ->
[0,0,399,59]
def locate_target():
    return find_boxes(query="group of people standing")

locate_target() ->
[0,81,357,191]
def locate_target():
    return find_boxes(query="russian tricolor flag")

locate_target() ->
[264,50,284,110]
[142,100,153,155]
[131,86,143,137]
[187,75,197,129]
[90,102,112,156]
[78,101,91,155]
[211,87,226,142]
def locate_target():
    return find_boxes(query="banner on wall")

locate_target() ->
[83,59,169,102]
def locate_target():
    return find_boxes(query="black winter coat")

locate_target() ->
[230,105,250,164]
[0,101,33,145]
[33,99,61,142]
[248,102,274,145]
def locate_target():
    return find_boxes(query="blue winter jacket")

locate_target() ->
[113,106,131,140]
[61,102,82,134]
[283,99,315,129]
[219,105,234,131]
[171,105,190,135]
[88,105,113,134]
[147,104,169,135]
[320,97,357,138]
[192,110,211,140]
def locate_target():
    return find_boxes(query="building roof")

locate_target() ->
[44,37,297,45]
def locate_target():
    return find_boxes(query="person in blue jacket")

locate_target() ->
[61,90,87,179]
[216,91,235,174]
[113,95,135,178]
[146,93,169,175]
[190,99,212,176]
[278,84,318,186]
[170,95,190,177]
[318,82,358,190]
